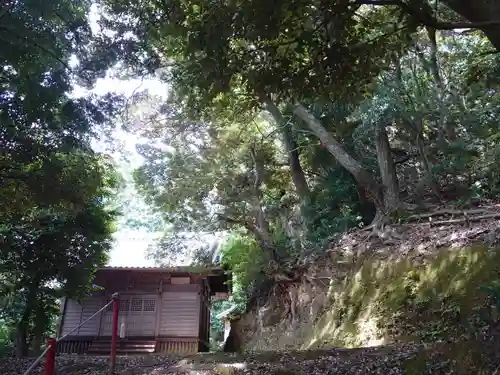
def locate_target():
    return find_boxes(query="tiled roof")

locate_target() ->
[98,266,224,273]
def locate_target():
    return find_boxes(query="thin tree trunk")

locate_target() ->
[374,124,400,212]
[416,131,442,201]
[394,55,442,202]
[427,28,455,142]
[31,335,42,355]
[293,103,385,212]
[260,95,310,200]
[282,126,310,199]
[412,41,448,147]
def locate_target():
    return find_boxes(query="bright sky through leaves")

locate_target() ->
[65,5,169,267]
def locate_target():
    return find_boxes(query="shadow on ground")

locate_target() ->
[3,339,499,374]
[142,340,499,375]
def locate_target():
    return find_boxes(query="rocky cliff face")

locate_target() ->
[230,210,500,352]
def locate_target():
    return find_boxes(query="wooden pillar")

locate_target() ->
[155,279,163,337]
[109,293,120,375]
[97,296,105,337]
[77,300,84,336]
[205,278,211,344]
[206,292,210,343]
[56,297,68,338]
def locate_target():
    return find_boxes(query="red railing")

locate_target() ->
[22,292,120,375]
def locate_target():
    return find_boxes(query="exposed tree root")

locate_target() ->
[360,207,500,244]
[415,213,500,226]
[408,208,498,221]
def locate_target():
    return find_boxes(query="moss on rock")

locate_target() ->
[304,246,500,349]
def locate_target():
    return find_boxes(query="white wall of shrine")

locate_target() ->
[60,289,201,338]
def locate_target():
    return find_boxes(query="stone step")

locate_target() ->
[90,341,157,346]
[87,340,157,354]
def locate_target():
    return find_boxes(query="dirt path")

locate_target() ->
[2,341,498,375]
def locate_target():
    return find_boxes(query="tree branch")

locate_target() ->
[433,20,500,30]
[356,0,400,4]
[355,0,500,30]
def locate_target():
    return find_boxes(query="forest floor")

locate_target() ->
[330,202,500,261]
[298,201,500,288]
[2,338,500,375]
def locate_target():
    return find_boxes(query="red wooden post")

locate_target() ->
[44,338,56,375]
[109,293,120,375]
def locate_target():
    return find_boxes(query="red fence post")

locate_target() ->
[109,293,120,375]
[44,338,56,375]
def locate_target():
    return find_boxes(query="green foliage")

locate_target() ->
[209,299,236,350]
[0,320,12,357]
[96,2,500,349]
[206,233,274,349]
[220,234,267,305]
[99,0,408,115]
[0,0,123,356]
[303,168,373,248]
[0,160,119,355]
[96,0,407,262]
[209,300,227,344]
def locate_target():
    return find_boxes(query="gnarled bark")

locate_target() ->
[221,214,279,262]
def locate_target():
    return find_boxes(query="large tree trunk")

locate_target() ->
[374,124,400,213]
[293,103,384,213]
[249,146,280,261]
[15,285,39,357]
[442,0,500,51]
[221,214,278,260]
[16,301,33,357]
[281,126,310,199]
[244,221,278,259]
[31,335,42,355]
[15,324,29,358]
[261,95,310,200]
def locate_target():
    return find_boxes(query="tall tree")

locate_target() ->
[133,102,293,262]
[260,96,310,201]
[98,0,409,221]
[99,0,500,255]
[0,0,123,356]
